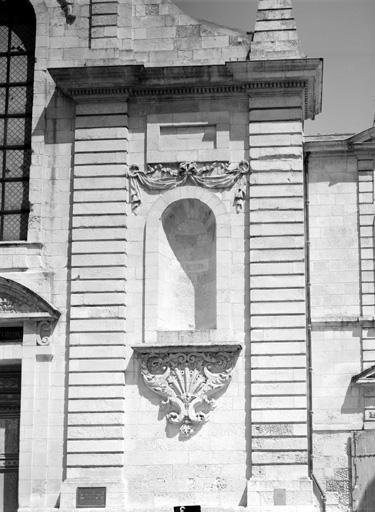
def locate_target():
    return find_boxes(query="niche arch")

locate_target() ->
[144,186,231,344]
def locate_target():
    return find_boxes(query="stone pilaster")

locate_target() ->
[248,89,313,510]
[61,100,128,510]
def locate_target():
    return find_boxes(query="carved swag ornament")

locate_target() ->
[134,345,241,437]
[127,161,250,215]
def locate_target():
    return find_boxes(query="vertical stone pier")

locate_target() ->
[247,0,315,509]
[61,99,128,510]
[248,89,314,509]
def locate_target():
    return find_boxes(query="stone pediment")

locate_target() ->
[347,126,375,145]
[352,365,375,386]
[0,277,60,322]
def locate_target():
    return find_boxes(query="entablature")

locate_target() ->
[49,58,323,120]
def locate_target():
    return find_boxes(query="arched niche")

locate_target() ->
[159,198,216,331]
[144,186,231,344]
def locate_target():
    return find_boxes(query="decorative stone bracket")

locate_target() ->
[127,161,250,215]
[57,0,76,22]
[37,320,55,346]
[132,344,241,437]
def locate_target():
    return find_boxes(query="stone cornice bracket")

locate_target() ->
[132,344,242,437]
[37,320,55,346]
[127,161,250,215]
[57,0,76,22]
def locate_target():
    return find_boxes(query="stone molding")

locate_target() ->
[133,344,241,437]
[48,59,323,120]
[128,161,250,215]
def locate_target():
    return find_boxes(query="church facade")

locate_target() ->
[0,0,374,511]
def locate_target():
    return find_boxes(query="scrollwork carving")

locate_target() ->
[136,345,241,437]
[37,320,53,346]
[127,161,250,215]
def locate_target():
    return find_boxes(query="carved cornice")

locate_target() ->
[49,59,323,120]
[128,161,250,215]
[133,344,241,437]
[66,80,307,99]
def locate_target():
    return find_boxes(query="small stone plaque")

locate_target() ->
[76,487,106,508]
[174,506,201,512]
[0,327,22,342]
[274,488,286,506]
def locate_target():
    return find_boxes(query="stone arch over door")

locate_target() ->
[144,186,231,344]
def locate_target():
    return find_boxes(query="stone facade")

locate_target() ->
[0,0,374,511]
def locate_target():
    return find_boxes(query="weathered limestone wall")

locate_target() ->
[43,0,252,68]
[123,94,249,508]
[308,152,363,512]
[308,154,360,318]
[7,1,252,508]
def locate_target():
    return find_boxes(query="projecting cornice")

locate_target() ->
[49,58,323,120]
[304,127,375,154]
[352,365,375,387]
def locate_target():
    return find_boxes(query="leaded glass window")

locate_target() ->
[0,0,35,241]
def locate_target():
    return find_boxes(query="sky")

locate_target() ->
[174,0,375,136]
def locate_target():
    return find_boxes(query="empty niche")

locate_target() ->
[158,198,217,331]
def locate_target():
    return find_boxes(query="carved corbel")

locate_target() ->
[57,0,76,22]
[37,320,55,346]
[133,344,241,437]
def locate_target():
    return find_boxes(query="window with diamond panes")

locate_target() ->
[0,0,35,241]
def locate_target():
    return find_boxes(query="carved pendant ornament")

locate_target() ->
[127,161,250,215]
[133,345,241,437]
[57,0,76,21]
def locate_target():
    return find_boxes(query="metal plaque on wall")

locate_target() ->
[76,487,106,508]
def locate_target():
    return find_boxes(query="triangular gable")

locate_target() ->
[352,365,375,386]
[347,126,375,145]
[0,277,60,321]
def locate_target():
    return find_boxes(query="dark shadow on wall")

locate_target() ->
[340,380,363,416]
[356,475,375,512]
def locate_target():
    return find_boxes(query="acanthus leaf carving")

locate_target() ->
[127,161,250,215]
[135,345,241,437]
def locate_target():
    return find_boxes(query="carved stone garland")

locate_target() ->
[134,345,241,437]
[127,161,250,215]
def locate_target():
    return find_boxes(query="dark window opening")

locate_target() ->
[0,0,35,241]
